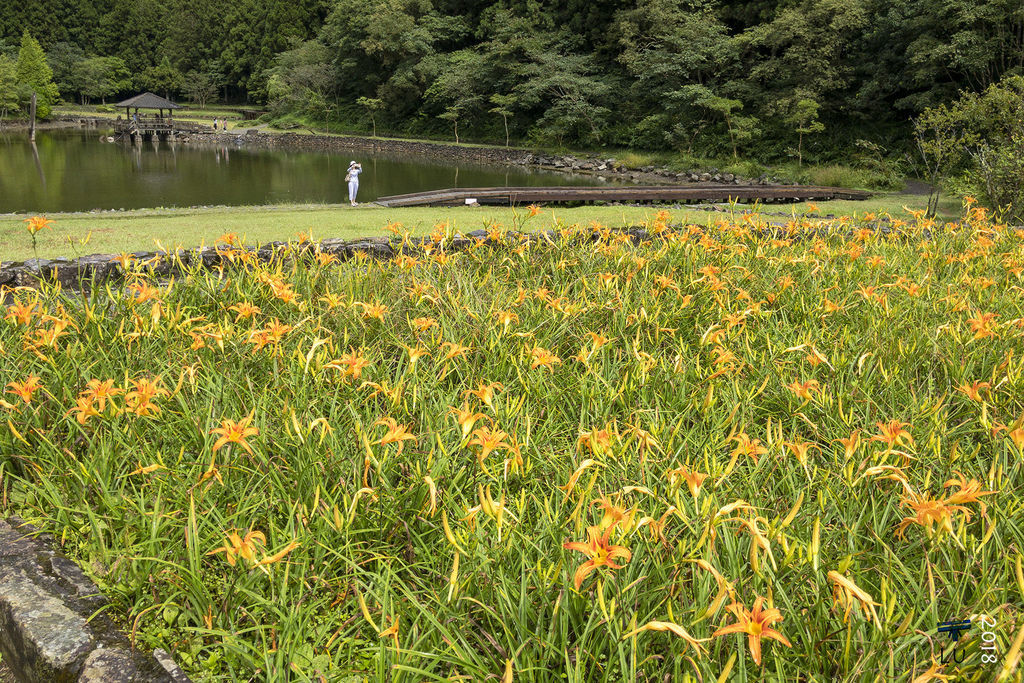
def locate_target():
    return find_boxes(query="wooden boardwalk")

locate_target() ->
[375,184,871,208]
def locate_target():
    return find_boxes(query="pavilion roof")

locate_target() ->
[114,92,181,109]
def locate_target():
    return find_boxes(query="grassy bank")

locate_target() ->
[1,207,1020,681]
[0,194,957,261]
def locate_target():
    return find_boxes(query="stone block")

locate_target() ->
[0,570,93,682]
[77,648,143,682]
[0,520,48,558]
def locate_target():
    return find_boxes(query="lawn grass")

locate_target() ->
[1,205,1021,681]
[0,194,956,261]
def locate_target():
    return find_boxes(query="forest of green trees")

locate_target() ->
[1,0,1022,163]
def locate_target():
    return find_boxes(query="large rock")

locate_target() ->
[0,570,93,682]
[0,519,190,683]
[78,648,146,683]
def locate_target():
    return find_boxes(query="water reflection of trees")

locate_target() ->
[2,130,611,212]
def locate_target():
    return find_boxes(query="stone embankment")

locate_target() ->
[47,114,782,187]
[0,517,189,682]
[2,219,982,298]
[0,230,659,294]
[199,129,781,186]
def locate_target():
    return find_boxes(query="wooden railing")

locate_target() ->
[115,116,176,133]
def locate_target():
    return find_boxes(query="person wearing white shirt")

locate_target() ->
[346,161,363,206]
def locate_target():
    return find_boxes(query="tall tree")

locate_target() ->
[183,69,220,108]
[0,54,19,117]
[320,0,466,113]
[73,55,130,104]
[15,31,60,118]
[138,56,184,99]
[615,0,737,151]
[47,41,86,97]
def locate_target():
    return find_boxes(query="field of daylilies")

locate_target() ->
[2,204,1024,682]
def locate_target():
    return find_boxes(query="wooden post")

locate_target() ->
[29,93,36,142]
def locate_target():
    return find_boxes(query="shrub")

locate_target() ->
[804,165,871,189]
[915,75,1024,222]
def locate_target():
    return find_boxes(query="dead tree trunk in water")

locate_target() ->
[29,93,36,141]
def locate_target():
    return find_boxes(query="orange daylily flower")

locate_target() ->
[124,377,166,416]
[895,490,970,539]
[530,346,561,370]
[730,432,768,464]
[493,309,518,331]
[463,381,503,410]
[783,438,816,467]
[410,317,438,332]
[373,417,417,454]
[319,291,346,309]
[326,349,370,380]
[7,375,43,404]
[208,529,266,567]
[403,345,431,366]
[4,300,38,326]
[228,301,261,321]
[966,311,999,339]
[577,424,615,456]
[23,215,53,235]
[81,379,122,411]
[441,341,472,362]
[378,616,400,649]
[871,420,913,449]
[593,495,637,533]
[667,465,709,500]
[210,414,259,454]
[450,404,487,439]
[835,430,861,459]
[712,597,792,666]
[786,379,821,401]
[127,281,161,304]
[67,397,101,424]
[355,301,389,320]
[563,525,632,590]
[942,472,995,515]
[956,381,990,402]
[1003,425,1024,451]
[314,251,339,266]
[467,424,512,466]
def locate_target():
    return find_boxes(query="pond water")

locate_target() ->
[0,129,614,213]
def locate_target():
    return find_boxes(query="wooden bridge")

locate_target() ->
[374,184,871,208]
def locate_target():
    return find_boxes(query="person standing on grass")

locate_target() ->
[346,161,362,206]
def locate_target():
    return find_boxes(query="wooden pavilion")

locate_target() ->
[113,92,182,141]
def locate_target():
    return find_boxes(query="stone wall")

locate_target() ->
[0,517,189,682]
[0,230,659,295]
[47,115,777,186]
[184,130,777,185]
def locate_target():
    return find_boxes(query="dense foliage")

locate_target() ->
[2,209,1023,681]
[914,76,1024,222]
[1,0,1022,158]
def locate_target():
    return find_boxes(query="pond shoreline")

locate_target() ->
[11,115,780,188]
